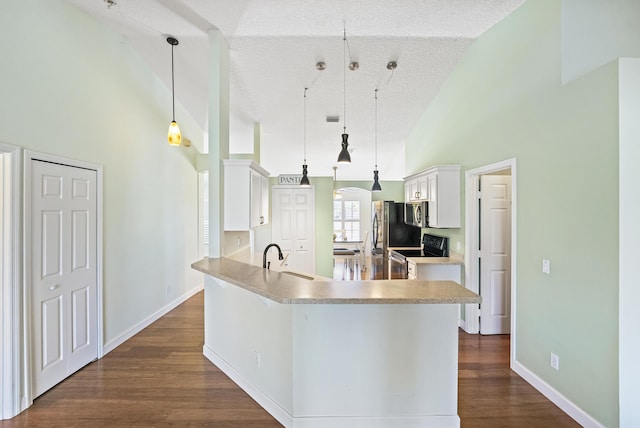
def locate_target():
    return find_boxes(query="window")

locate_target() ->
[333,200,360,241]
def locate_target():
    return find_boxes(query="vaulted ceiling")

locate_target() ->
[67,0,525,180]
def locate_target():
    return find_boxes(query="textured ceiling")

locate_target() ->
[66,0,526,180]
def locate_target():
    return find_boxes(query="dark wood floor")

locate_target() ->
[1,291,579,427]
[458,333,579,428]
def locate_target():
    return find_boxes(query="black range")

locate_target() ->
[388,234,449,279]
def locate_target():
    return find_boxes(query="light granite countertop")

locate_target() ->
[191,256,480,305]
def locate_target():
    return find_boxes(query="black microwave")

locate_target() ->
[405,201,428,228]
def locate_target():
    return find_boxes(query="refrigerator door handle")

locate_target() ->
[372,213,379,252]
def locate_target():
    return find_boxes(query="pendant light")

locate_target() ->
[371,89,382,192]
[300,87,311,187]
[337,28,351,164]
[167,36,181,146]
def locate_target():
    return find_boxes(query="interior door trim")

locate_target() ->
[464,158,516,362]
[0,143,22,420]
[23,150,104,408]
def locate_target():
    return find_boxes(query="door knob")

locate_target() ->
[49,284,60,291]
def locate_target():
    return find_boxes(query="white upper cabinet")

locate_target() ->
[405,174,429,201]
[260,172,269,226]
[404,165,461,228]
[223,159,270,231]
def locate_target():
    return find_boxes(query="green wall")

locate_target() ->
[313,177,335,278]
[1,0,204,345]
[405,0,619,425]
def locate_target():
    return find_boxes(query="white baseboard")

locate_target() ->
[292,415,459,428]
[203,345,460,428]
[103,284,203,355]
[458,318,466,330]
[459,320,478,334]
[511,359,604,428]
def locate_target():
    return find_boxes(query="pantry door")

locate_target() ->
[272,186,315,274]
[30,159,98,398]
[292,188,315,273]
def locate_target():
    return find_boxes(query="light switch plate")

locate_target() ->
[550,352,559,370]
[542,259,550,274]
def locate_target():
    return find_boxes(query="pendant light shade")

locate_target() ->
[337,28,352,164]
[372,169,382,192]
[300,164,310,186]
[167,36,181,146]
[168,121,181,146]
[337,133,351,163]
[371,88,382,192]
[300,87,311,187]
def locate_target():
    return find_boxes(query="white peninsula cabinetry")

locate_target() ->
[193,256,481,428]
[404,165,461,228]
[223,159,270,231]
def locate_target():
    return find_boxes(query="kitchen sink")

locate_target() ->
[281,271,314,281]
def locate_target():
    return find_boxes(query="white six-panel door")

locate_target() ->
[479,175,512,335]
[272,186,315,274]
[292,189,315,273]
[30,160,98,398]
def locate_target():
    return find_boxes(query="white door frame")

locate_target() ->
[23,150,104,408]
[464,158,517,363]
[0,143,22,420]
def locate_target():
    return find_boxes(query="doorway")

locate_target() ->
[332,187,372,279]
[24,151,104,405]
[464,159,517,360]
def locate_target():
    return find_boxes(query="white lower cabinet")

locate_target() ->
[404,165,461,228]
[223,159,270,231]
[411,261,462,283]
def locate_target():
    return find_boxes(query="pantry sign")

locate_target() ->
[278,175,303,185]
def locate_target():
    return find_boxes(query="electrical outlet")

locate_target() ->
[254,351,261,368]
[237,237,241,248]
[456,241,461,251]
[550,352,559,371]
[542,259,551,274]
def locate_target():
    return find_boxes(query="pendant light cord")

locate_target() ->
[171,43,176,121]
[385,67,395,86]
[303,87,308,163]
[343,27,347,134]
[374,88,378,169]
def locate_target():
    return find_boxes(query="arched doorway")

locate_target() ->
[332,187,372,279]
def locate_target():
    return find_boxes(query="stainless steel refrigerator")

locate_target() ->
[371,201,421,279]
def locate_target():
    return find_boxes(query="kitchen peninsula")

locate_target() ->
[192,255,480,428]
